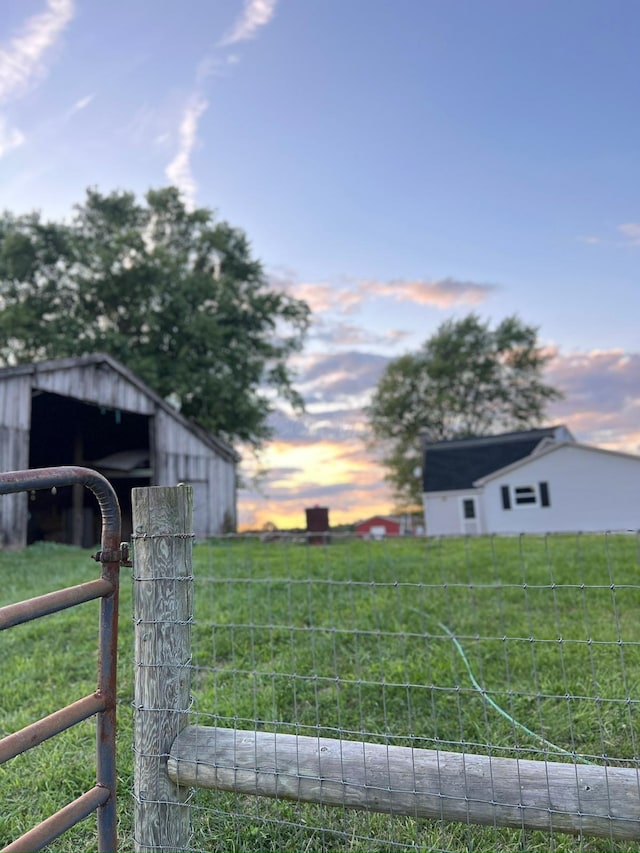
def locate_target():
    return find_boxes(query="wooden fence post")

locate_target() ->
[132,485,194,853]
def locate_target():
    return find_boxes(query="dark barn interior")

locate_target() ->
[28,391,152,546]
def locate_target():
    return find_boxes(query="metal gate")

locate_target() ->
[0,467,122,852]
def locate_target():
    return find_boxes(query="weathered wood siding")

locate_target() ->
[154,408,236,537]
[33,363,154,415]
[0,375,31,546]
[0,356,237,546]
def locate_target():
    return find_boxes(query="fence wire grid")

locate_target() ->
[140,531,640,852]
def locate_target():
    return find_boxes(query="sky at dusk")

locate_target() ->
[1,0,639,530]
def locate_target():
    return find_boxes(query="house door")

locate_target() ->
[460,496,479,535]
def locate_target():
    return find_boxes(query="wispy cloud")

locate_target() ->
[165,1,277,207]
[577,223,640,248]
[0,0,74,102]
[312,319,412,348]
[0,117,25,157]
[576,234,602,245]
[292,281,363,314]
[277,274,497,316]
[220,0,278,46]
[165,95,209,209]
[547,347,640,452]
[297,350,391,401]
[69,92,94,114]
[361,277,498,308]
[0,0,74,158]
[618,223,640,247]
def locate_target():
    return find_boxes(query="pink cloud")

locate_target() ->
[275,273,497,317]
[547,348,640,453]
[295,282,363,314]
[359,277,498,308]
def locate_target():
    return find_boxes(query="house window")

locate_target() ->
[502,482,551,510]
[514,486,537,505]
[462,498,476,519]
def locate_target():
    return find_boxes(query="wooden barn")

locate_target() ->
[0,353,239,548]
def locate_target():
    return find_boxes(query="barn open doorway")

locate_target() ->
[28,391,152,546]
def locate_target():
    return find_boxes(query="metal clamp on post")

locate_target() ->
[92,542,132,567]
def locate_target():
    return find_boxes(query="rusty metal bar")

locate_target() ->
[0,467,121,540]
[1,785,110,853]
[0,692,106,765]
[96,558,119,853]
[0,466,121,852]
[0,578,114,630]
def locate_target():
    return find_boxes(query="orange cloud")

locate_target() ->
[239,480,394,531]
[238,438,393,531]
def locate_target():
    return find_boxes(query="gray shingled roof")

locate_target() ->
[422,427,563,492]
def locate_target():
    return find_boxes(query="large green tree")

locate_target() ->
[0,187,310,447]
[367,314,562,507]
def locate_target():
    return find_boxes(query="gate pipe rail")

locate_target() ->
[0,466,121,853]
[0,578,114,630]
[0,693,107,765]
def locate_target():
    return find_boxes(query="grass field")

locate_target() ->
[1,534,639,851]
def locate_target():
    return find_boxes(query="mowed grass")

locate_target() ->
[1,533,640,851]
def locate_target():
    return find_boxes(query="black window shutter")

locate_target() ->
[540,481,550,507]
[501,486,511,510]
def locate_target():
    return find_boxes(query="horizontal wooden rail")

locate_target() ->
[168,726,640,841]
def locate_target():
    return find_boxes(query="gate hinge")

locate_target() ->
[92,542,132,567]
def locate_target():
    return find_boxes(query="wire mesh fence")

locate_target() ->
[135,529,640,852]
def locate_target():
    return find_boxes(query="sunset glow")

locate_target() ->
[2,0,638,534]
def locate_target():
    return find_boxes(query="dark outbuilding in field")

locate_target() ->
[0,353,239,547]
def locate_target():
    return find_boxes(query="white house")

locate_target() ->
[422,425,640,536]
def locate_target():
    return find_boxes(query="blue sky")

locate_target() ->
[1,0,639,528]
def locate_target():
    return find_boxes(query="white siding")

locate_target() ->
[482,444,640,534]
[424,489,482,536]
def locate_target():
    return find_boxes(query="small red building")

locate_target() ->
[355,515,402,540]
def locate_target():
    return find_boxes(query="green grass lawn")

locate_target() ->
[1,534,639,851]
